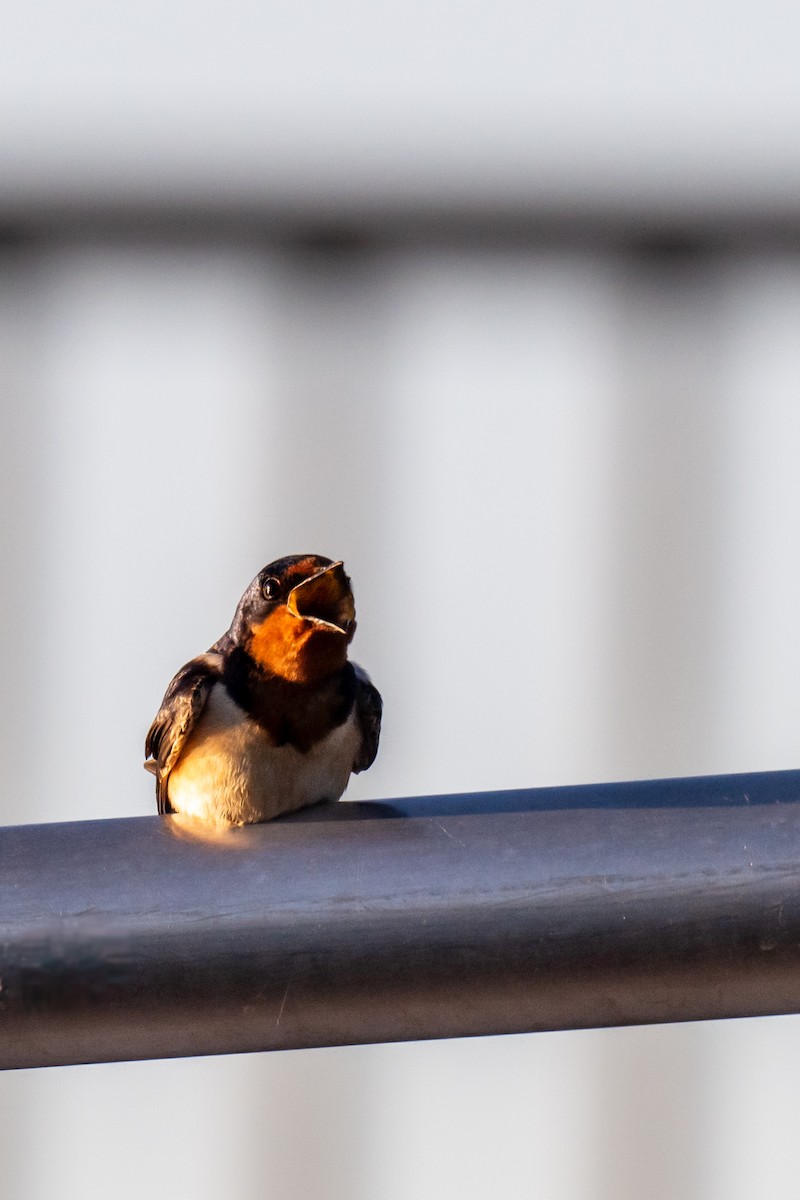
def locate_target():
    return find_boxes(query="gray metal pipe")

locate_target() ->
[1,769,800,1070]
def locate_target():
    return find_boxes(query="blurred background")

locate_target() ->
[1,0,800,1196]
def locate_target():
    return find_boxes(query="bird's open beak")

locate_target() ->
[287,561,356,635]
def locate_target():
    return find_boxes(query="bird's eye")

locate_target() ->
[261,576,281,601]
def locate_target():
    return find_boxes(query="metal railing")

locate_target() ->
[1,769,799,1070]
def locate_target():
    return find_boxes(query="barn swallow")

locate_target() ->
[144,555,382,824]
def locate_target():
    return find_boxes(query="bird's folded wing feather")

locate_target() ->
[352,663,383,773]
[144,652,223,814]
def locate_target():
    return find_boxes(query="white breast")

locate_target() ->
[166,683,362,825]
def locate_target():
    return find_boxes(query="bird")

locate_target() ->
[144,555,382,824]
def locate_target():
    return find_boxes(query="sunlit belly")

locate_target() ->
[167,682,361,824]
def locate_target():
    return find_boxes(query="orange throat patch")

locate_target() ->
[248,608,349,682]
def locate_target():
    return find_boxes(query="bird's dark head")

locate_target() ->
[230,554,357,682]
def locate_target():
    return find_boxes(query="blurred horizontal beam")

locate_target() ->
[1,769,800,1070]
[2,204,800,256]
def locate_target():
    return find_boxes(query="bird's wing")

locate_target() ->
[144,652,223,814]
[351,663,383,773]
[208,631,234,655]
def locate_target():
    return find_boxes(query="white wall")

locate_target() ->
[2,0,800,216]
